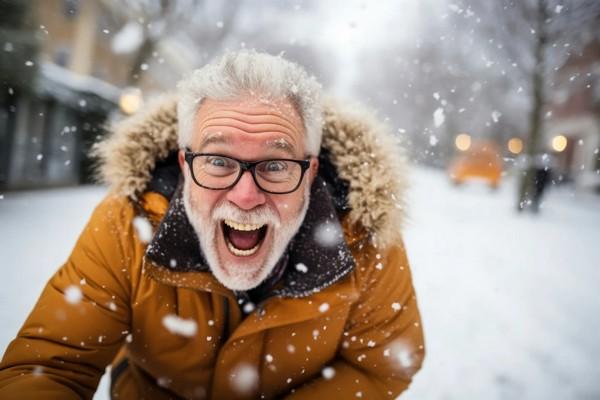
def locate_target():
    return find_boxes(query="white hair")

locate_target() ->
[176,50,323,155]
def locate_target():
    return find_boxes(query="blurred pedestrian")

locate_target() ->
[531,153,555,212]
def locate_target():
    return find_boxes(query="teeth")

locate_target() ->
[224,220,264,231]
[226,240,261,257]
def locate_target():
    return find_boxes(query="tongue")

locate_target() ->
[227,229,261,250]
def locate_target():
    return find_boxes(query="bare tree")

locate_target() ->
[116,0,241,85]
[455,0,600,210]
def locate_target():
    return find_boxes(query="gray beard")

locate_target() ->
[182,181,310,291]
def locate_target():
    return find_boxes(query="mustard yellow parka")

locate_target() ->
[0,97,425,399]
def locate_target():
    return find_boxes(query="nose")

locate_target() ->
[225,171,267,210]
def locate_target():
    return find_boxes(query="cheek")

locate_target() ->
[272,192,305,221]
[189,185,221,216]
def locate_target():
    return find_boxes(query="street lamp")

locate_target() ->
[551,135,567,152]
[507,138,523,155]
[119,88,143,115]
[455,133,471,151]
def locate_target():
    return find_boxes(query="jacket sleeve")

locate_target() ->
[287,240,426,399]
[0,195,137,399]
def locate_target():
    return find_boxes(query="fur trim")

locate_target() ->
[321,97,408,246]
[91,94,179,200]
[93,95,408,245]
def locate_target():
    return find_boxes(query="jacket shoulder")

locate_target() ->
[72,193,151,294]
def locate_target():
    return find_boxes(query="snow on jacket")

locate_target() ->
[0,96,425,399]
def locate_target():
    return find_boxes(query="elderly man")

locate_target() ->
[0,51,425,399]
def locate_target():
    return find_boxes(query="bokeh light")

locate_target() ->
[552,135,568,152]
[507,137,523,154]
[455,133,471,151]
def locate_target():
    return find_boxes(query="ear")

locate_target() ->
[308,156,319,184]
[178,149,187,174]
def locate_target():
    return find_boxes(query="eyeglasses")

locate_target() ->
[184,150,311,194]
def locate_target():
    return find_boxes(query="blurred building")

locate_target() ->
[0,0,195,190]
[546,39,600,192]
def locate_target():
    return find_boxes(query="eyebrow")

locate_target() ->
[265,139,296,158]
[198,134,232,151]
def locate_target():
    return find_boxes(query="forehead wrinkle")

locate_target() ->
[200,118,300,138]
[196,114,303,151]
[196,107,303,135]
[199,115,300,136]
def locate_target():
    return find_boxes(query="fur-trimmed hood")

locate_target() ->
[93,95,408,246]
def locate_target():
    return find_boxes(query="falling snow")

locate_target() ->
[433,108,445,127]
[230,363,258,395]
[133,216,153,243]
[318,303,330,313]
[242,302,255,314]
[396,348,414,368]
[162,314,197,337]
[295,263,308,273]
[491,110,502,123]
[314,223,343,247]
[322,366,336,380]
[64,285,82,304]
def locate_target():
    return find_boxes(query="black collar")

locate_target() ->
[144,175,356,298]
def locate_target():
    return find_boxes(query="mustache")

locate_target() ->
[211,202,281,228]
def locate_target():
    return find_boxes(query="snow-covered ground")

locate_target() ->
[1,167,599,399]
[402,168,600,400]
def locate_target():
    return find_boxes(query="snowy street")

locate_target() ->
[1,167,599,399]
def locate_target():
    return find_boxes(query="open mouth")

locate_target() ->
[222,220,268,257]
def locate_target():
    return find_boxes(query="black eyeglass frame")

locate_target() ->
[184,149,312,195]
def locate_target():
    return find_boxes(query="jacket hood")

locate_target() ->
[93,95,408,246]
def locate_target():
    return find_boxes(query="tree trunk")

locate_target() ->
[517,0,548,212]
[126,37,156,86]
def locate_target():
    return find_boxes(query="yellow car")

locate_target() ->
[448,141,503,188]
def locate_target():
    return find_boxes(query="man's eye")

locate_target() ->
[207,157,228,167]
[262,161,287,172]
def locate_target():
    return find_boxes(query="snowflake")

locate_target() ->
[322,366,336,380]
[433,108,445,127]
[64,285,82,304]
[295,263,308,273]
[162,314,197,337]
[230,363,258,395]
[133,216,153,243]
